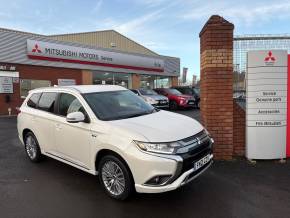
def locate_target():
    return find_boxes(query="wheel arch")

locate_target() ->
[95,149,135,183]
[22,128,33,142]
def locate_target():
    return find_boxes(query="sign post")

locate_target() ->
[246,50,287,160]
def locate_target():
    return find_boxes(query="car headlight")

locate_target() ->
[134,141,182,154]
[145,97,158,105]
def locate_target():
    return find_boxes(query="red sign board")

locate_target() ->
[287,55,290,157]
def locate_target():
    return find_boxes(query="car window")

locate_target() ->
[130,90,138,95]
[27,93,41,108]
[58,93,86,116]
[183,88,193,95]
[155,89,164,95]
[38,92,57,113]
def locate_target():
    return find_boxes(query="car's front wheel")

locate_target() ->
[24,132,42,162]
[98,155,134,200]
[169,101,178,110]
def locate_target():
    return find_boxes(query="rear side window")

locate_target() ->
[27,93,41,108]
[38,92,57,113]
[58,93,86,116]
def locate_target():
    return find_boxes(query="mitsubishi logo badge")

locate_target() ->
[264,51,276,63]
[32,44,42,53]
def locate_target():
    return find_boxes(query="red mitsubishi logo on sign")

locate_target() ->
[264,51,276,63]
[32,44,41,53]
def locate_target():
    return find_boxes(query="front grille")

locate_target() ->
[157,100,168,106]
[166,131,213,185]
[180,139,212,174]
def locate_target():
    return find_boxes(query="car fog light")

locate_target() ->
[145,175,172,186]
[145,175,171,186]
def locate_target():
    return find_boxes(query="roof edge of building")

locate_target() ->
[0,27,45,37]
[49,29,159,56]
[234,34,290,41]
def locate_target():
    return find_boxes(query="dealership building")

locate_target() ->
[0,28,180,115]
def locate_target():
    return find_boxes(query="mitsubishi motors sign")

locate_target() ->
[27,39,164,72]
[246,50,288,159]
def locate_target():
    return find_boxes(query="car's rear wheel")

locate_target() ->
[98,155,133,200]
[169,101,178,110]
[24,132,42,162]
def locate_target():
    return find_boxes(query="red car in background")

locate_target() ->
[154,88,195,110]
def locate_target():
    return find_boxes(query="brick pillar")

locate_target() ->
[199,15,234,160]
[81,70,93,85]
[171,76,178,87]
[132,74,140,89]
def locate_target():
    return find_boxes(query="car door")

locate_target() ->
[53,92,92,169]
[32,92,58,153]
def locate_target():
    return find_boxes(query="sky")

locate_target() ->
[0,0,290,80]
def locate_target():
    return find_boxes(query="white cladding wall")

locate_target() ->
[0,29,180,76]
[246,50,287,159]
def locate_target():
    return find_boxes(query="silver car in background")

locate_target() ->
[131,88,169,109]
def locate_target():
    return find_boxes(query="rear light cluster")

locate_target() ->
[15,107,21,114]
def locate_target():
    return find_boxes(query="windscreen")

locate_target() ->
[167,89,182,95]
[83,90,156,121]
[139,89,158,95]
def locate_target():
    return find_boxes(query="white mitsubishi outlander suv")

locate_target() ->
[17,85,214,200]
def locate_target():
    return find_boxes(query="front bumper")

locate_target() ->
[153,104,169,109]
[152,100,169,108]
[135,154,213,193]
[132,133,214,193]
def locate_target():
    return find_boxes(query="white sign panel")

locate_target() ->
[58,79,76,86]
[27,40,164,72]
[246,50,287,159]
[0,77,13,93]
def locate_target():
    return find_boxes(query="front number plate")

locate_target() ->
[194,154,211,171]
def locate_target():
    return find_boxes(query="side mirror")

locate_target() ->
[66,112,85,123]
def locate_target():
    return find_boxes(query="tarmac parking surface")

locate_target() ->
[0,110,290,218]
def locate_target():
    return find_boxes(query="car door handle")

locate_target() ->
[55,123,62,130]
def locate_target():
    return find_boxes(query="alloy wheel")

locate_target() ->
[25,135,37,160]
[101,161,125,196]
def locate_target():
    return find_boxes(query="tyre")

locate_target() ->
[197,101,200,109]
[24,132,43,162]
[169,101,178,110]
[98,155,133,200]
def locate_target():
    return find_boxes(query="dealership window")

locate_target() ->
[92,71,132,89]
[20,79,51,98]
[140,75,155,89]
[154,76,171,88]
[140,75,171,89]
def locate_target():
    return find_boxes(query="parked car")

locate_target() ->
[154,88,195,110]
[130,88,169,109]
[17,85,214,200]
[171,86,200,108]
